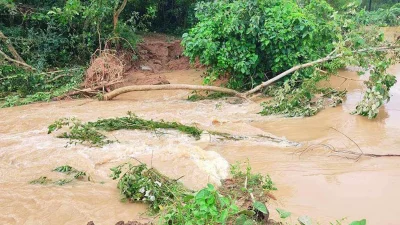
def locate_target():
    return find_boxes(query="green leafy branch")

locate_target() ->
[48,112,203,147]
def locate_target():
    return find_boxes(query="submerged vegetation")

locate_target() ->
[111,161,367,225]
[48,112,203,146]
[30,165,89,185]
[187,91,233,102]
[111,161,278,224]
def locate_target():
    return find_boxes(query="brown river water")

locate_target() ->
[1,49,400,224]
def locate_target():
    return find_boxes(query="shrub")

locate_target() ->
[355,3,400,26]
[182,0,339,90]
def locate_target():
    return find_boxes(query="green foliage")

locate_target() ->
[344,27,399,118]
[360,0,400,11]
[261,10,398,118]
[30,165,88,186]
[48,117,112,147]
[352,60,397,118]
[230,162,277,192]
[53,165,87,179]
[187,91,232,102]
[276,208,291,219]
[110,163,187,213]
[252,201,268,215]
[161,183,240,224]
[0,0,139,68]
[120,0,208,35]
[110,161,275,224]
[355,4,400,26]
[48,112,203,147]
[349,219,367,225]
[183,0,399,119]
[0,67,84,108]
[182,0,338,90]
[0,0,141,108]
[260,71,347,117]
[30,176,53,185]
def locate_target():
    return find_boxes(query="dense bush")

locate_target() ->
[182,0,339,90]
[183,0,399,118]
[355,3,400,26]
[0,0,131,69]
[326,0,400,11]
[120,0,200,34]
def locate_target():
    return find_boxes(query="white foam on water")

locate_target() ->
[155,143,230,186]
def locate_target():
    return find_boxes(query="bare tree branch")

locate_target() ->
[0,30,26,63]
[244,46,400,96]
[0,49,36,71]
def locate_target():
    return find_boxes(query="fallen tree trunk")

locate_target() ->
[244,45,400,96]
[102,84,243,100]
[98,45,399,101]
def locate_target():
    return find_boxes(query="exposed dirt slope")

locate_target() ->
[122,34,203,86]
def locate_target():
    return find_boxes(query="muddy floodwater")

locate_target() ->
[1,65,400,225]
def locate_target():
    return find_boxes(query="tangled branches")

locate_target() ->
[84,38,135,88]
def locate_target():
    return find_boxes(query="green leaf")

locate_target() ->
[235,215,246,225]
[243,220,254,225]
[253,201,268,214]
[236,215,255,225]
[298,215,312,225]
[237,210,256,216]
[349,219,366,225]
[276,208,291,219]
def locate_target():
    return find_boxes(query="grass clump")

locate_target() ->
[48,112,203,147]
[30,165,89,186]
[161,183,241,225]
[224,161,277,197]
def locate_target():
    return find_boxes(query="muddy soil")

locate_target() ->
[120,34,203,87]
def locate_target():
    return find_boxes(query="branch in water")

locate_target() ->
[102,84,244,100]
